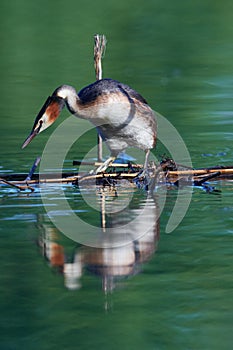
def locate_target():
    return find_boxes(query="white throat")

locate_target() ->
[56,85,78,112]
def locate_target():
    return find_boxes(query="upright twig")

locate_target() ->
[94,34,107,81]
[94,34,107,162]
[25,156,41,181]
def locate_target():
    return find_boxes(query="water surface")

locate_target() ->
[0,1,232,349]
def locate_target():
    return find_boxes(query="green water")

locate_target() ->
[0,0,232,349]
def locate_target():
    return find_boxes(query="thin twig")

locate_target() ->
[194,171,221,186]
[94,34,107,162]
[94,34,107,81]
[73,160,142,168]
[25,156,41,181]
[167,168,233,176]
[77,172,139,183]
[2,172,139,187]
[0,177,35,192]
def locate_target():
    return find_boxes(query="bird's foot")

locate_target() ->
[134,168,150,190]
[135,162,158,191]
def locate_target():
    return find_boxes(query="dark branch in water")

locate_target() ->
[25,156,41,181]
[0,177,35,192]
[193,171,221,186]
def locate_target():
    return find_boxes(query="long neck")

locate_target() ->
[66,90,81,115]
[56,85,84,117]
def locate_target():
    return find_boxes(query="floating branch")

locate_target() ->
[167,167,233,177]
[0,177,35,192]
[0,156,41,191]
[73,160,143,169]
[193,171,221,186]
[1,162,233,190]
[78,171,139,183]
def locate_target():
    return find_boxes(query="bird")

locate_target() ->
[22,78,157,173]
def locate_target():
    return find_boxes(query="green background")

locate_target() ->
[0,1,232,349]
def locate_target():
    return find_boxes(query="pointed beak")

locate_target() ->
[22,95,65,149]
[21,122,43,149]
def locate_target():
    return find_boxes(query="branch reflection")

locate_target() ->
[36,186,160,293]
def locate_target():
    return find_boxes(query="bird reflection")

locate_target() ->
[36,187,159,293]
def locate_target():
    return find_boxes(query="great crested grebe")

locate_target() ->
[22,78,157,173]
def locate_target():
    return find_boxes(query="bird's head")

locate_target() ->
[22,89,66,149]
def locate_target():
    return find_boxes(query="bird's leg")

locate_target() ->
[95,156,116,174]
[143,149,150,172]
[135,150,151,189]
